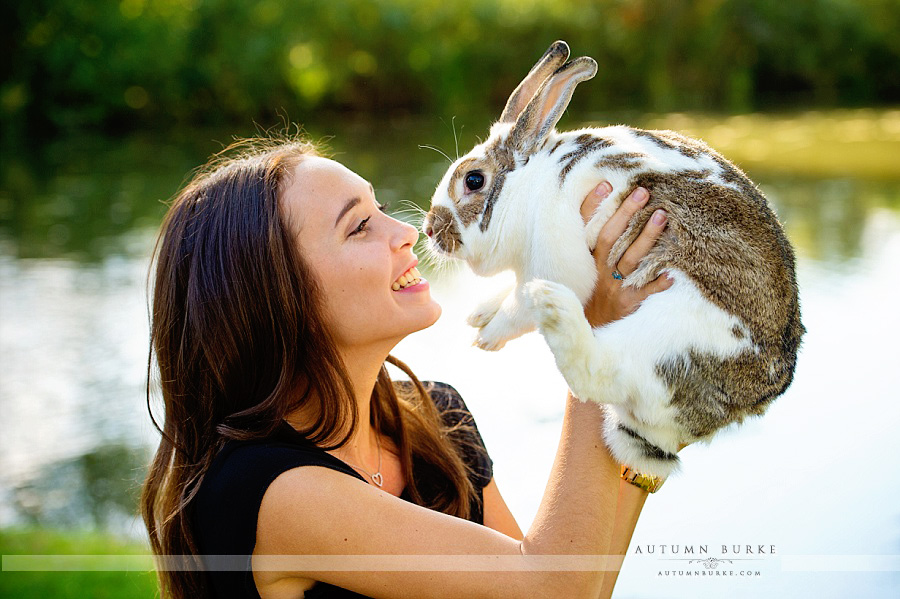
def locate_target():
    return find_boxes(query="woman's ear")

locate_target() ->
[498,40,570,124]
[507,56,598,155]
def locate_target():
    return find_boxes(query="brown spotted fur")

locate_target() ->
[607,168,803,436]
[558,134,613,184]
[428,205,462,252]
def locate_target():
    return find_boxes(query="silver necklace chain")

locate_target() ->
[343,434,384,487]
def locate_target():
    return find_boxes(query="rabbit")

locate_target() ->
[422,41,804,479]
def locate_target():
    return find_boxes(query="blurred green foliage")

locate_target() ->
[11,443,148,529]
[4,0,900,142]
[2,109,897,262]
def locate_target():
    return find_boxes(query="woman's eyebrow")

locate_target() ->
[334,196,361,228]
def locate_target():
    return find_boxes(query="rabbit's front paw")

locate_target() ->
[467,287,512,329]
[467,303,500,330]
[524,279,584,334]
[526,279,607,403]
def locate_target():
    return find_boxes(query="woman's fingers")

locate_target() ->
[581,184,675,327]
[616,209,668,275]
[642,272,675,296]
[580,181,613,224]
[594,187,650,262]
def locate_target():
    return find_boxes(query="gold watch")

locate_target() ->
[620,465,665,493]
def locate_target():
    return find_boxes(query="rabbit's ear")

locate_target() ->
[508,56,598,154]
[499,41,570,124]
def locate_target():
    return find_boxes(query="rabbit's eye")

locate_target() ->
[464,171,485,192]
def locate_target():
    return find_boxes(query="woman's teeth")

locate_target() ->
[392,267,422,290]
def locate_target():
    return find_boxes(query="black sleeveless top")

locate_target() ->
[192,382,493,599]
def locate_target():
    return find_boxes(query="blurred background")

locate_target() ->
[1,0,899,597]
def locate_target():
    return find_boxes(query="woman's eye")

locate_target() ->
[350,216,371,236]
[464,171,485,192]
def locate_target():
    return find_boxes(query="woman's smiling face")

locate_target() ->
[281,156,441,351]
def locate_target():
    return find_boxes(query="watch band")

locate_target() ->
[620,465,665,493]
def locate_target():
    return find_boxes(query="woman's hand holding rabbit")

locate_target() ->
[580,183,673,328]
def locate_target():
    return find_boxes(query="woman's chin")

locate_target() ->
[416,300,442,331]
[380,289,442,341]
[403,300,442,337]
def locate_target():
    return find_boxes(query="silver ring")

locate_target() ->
[612,270,624,280]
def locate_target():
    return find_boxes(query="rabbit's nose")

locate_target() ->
[424,223,434,237]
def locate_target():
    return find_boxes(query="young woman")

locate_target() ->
[141,137,674,599]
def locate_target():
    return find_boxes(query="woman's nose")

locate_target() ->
[391,218,420,250]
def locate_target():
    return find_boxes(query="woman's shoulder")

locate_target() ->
[194,427,361,528]
[201,426,360,497]
[193,430,369,597]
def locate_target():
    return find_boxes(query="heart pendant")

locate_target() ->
[371,472,383,487]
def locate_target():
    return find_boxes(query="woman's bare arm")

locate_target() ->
[598,480,650,597]
[253,393,622,599]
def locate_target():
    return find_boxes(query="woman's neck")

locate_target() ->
[342,345,386,445]
[288,341,395,461]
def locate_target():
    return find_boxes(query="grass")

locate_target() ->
[0,528,158,599]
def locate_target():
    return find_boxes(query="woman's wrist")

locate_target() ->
[566,391,681,494]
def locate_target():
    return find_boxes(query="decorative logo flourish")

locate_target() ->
[690,557,733,569]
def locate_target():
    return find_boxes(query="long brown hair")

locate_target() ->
[141,137,478,599]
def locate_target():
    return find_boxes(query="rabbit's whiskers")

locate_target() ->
[438,116,464,161]
[419,144,453,164]
[395,199,428,223]
[452,116,462,160]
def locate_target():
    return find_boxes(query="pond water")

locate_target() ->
[1,112,898,597]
